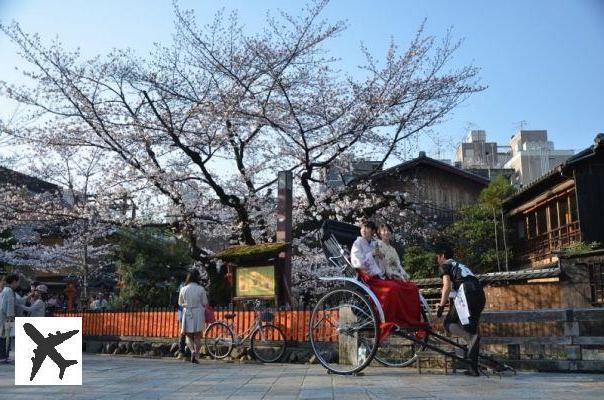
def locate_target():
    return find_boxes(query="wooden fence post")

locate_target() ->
[564,309,582,369]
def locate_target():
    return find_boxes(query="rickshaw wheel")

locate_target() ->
[309,288,379,375]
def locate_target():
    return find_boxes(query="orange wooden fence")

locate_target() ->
[51,306,330,342]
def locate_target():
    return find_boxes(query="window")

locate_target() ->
[589,263,604,306]
[569,193,578,222]
[549,203,559,230]
[559,198,569,225]
[527,213,536,238]
[517,219,526,239]
[536,208,548,235]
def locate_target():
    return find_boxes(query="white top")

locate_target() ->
[0,287,16,337]
[376,240,410,281]
[351,237,384,278]
[178,283,208,333]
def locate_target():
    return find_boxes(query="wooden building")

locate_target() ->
[503,134,604,267]
[364,152,489,225]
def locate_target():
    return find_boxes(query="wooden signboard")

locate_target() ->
[234,265,276,299]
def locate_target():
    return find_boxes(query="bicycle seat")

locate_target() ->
[223,313,236,320]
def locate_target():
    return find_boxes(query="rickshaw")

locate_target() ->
[308,220,515,375]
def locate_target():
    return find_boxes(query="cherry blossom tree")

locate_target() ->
[0,148,121,298]
[1,1,484,299]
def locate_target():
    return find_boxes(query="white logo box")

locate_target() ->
[15,317,82,386]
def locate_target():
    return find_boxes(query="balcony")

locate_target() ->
[519,221,581,265]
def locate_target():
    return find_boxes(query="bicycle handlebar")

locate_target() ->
[243,299,263,308]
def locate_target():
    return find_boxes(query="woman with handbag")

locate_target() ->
[178,269,208,364]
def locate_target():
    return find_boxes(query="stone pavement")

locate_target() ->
[0,354,603,400]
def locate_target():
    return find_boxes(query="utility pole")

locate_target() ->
[493,207,501,272]
[501,209,509,271]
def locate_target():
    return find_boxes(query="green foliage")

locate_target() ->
[215,242,287,260]
[403,245,437,280]
[478,175,517,209]
[113,228,193,308]
[0,229,16,251]
[444,176,516,274]
[562,241,602,257]
[445,205,503,273]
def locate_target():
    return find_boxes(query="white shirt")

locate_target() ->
[0,287,16,337]
[178,283,208,310]
[351,237,384,278]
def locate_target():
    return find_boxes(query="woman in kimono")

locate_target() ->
[351,220,423,339]
[178,269,208,364]
[376,223,411,281]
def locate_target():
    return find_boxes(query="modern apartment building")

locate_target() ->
[455,130,512,169]
[504,130,574,188]
[455,129,574,188]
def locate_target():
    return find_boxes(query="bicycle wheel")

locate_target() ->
[374,296,431,367]
[250,324,287,363]
[309,288,379,375]
[204,322,234,359]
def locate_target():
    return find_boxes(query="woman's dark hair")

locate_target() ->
[5,273,19,284]
[184,269,202,286]
[434,242,454,259]
[360,219,377,231]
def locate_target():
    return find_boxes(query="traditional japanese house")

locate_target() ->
[362,152,489,226]
[503,134,604,267]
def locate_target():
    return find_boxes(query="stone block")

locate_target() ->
[566,345,582,361]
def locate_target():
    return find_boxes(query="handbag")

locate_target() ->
[204,305,216,324]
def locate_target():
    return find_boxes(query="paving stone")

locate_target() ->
[1,354,603,399]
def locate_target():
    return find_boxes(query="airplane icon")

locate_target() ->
[23,323,79,381]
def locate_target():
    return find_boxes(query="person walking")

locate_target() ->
[0,274,20,362]
[434,242,486,376]
[178,269,208,364]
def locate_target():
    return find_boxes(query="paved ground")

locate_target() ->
[1,354,603,400]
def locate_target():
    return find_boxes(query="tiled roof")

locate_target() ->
[380,156,489,184]
[0,166,60,193]
[416,265,560,289]
[351,154,489,186]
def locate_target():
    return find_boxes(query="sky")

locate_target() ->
[0,0,603,162]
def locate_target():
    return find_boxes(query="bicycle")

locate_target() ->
[204,300,287,363]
